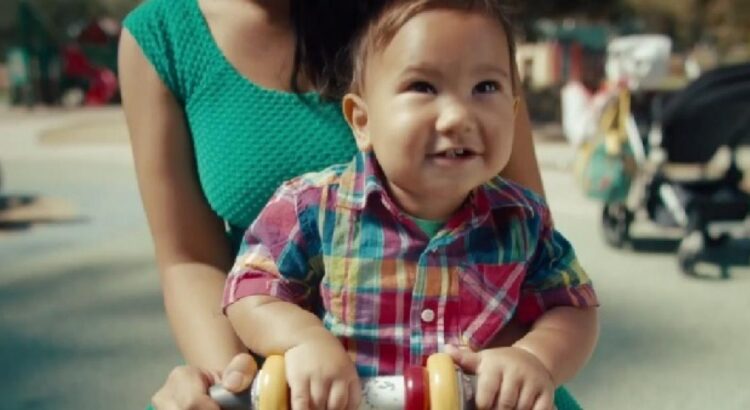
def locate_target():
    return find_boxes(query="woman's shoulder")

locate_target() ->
[123,0,203,51]
[122,0,206,102]
[123,0,193,30]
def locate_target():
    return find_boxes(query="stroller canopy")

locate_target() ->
[661,63,750,164]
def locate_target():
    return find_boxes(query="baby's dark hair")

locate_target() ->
[349,0,518,95]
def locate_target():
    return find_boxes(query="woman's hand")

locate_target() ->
[151,353,257,410]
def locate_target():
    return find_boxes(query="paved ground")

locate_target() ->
[1,107,748,409]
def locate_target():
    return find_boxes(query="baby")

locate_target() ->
[224,1,599,409]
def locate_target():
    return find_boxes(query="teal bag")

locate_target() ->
[575,87,636,202]
[579,140,635,202]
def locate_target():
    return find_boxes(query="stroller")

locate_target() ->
[591,36,750,276]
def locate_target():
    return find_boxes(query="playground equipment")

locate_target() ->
[209,353,476,410]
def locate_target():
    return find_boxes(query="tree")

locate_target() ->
[624,0,749,52]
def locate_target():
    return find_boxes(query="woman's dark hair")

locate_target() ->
[289,1,387,100]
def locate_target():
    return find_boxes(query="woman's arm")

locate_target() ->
[119,29,246,371]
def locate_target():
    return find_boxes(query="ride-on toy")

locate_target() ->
[209,353,474,410]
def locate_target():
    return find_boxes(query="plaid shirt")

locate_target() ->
[223,152,598,377]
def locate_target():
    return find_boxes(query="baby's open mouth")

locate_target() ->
[430,148,476,158]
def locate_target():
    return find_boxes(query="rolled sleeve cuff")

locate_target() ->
[222,272,310,313]
[516,283,599,325]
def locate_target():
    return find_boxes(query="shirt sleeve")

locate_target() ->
[222,180,321,312]
[517,205,599,324]
[122,0,185,103]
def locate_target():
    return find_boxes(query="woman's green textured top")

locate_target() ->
[123,0,357,241]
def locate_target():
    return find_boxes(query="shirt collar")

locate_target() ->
[336,151,387,211]
[336,151,535,219]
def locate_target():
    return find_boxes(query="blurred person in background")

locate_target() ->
[119,0,561,408]
[561,53,609,148]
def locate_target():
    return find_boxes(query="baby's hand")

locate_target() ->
[446,345,555,410]
[284,328,361,410]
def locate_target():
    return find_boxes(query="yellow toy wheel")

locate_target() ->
[257,355,288,410]
[426,353,460,410]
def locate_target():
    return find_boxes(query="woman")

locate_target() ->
[119,0,559,408]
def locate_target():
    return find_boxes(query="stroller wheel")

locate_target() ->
[602,202,631,248]
[677,231,702,276]
[677,249,698,275]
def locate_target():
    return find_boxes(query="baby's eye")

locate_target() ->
[407,81,437,94]
[474,80,500,94]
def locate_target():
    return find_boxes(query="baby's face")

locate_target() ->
[354,8,517,211]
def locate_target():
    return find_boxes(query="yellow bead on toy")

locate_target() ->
[426,353,460,410]
[257,355,288,410]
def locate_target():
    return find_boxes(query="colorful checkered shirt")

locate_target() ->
[223,152,598,377]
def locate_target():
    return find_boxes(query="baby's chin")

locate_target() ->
[411,181,478,202]
[387,176,471,196]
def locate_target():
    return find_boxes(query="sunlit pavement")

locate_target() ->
[1,108,748,409]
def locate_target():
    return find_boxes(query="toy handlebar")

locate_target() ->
[209,353,477,410]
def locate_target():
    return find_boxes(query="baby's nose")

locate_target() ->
[435,99,476,136]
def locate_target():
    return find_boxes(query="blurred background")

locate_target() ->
[0,0,748,409]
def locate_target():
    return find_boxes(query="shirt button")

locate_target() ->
[421,309,436,323]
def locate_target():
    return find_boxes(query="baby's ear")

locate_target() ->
[342,93,372,152]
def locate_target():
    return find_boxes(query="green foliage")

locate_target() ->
[519,0,632,20]
[0,0,140,58]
